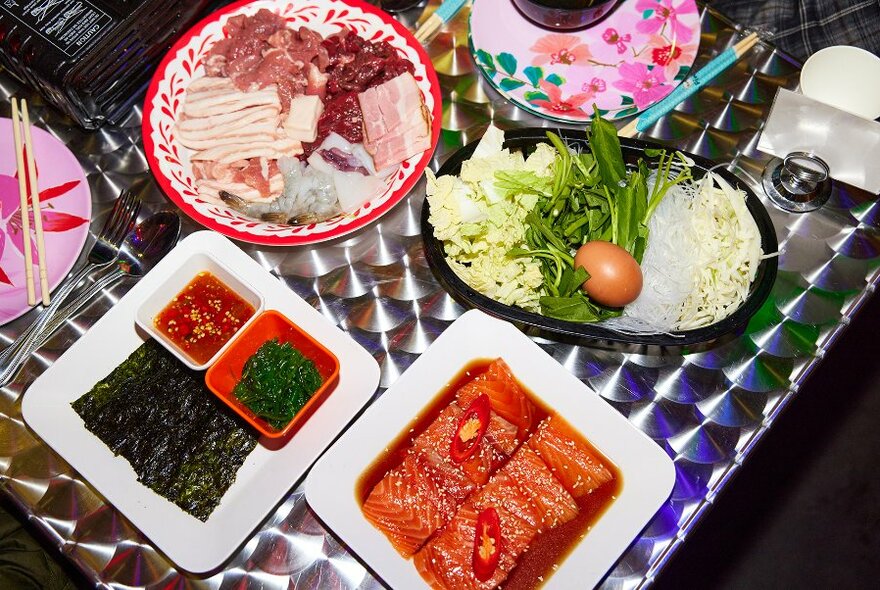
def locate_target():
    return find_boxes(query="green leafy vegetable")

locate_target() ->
[539,295,620,323]
[589,108,626,189]
[507,107,692,320]
[428,110,693,324]
[233,339,323,430]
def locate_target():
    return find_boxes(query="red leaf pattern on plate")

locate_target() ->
[0,227,10,286]
[37,210,89,232]
[39,180,80,201]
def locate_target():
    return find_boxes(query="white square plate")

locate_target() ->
[22,231,380,573]
[305,309,675,589]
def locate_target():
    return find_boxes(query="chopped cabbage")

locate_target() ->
[623,172,763,330]
[426,126,556,311]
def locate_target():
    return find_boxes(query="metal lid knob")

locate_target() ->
[762,151,832,212]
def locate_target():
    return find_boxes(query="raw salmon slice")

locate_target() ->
[456,359,535,440]
[362,452,460,557]
[415,503,485,590]
[502,445,579,530]
[414,471,543,590]
[471,471,544,557]
[413,404,496,488]
[528,416,614,499]
[486,412,520,456]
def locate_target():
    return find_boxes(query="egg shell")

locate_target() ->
[574,241,643,307]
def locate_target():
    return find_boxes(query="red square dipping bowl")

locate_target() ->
[205,310,340,439]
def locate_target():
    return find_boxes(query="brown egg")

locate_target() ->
[573,241,643,307]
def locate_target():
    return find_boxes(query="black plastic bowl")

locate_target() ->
[421,128,779,351]
[511,0,620,31]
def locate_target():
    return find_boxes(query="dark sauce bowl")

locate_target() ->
[511,0,620,31]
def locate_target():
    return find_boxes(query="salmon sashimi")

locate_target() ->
[456,358,535,440]
[415,503,486,590]
[470,471,544,557]
[485,412,520,456]
[414,471,544,590]
[502,445,579,530]
[362,452,461,557]
[412,404,496,488]
[528,415,614,498]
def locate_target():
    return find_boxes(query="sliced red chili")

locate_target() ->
[472,507,502,582]
[450,393,491,463]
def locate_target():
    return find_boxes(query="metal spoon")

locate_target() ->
[0,212,181,387]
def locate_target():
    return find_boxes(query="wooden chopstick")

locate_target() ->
[414,14,442,44]
[413,0,468,44]
[21,100,50,305]
[618,32,760,138]
[10,98,36,306]
[10,99,50,306]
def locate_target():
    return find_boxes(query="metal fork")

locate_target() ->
[0,191,141,380]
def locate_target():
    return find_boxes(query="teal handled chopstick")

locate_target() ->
[414,0,468,43]
[619,32,759,138]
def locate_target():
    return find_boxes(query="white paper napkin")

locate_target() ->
[758,89,880,194]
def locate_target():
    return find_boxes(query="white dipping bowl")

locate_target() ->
[135,251,264,370]
[800,45,880,120]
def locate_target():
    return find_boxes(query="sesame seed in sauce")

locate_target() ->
[153,272,254,364]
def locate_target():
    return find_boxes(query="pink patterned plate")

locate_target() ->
[143,0,442,246]
[0,118,91,326]
[470,0,700,122]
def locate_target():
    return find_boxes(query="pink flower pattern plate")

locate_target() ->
[0,118,91,326]
[470,0,700,122]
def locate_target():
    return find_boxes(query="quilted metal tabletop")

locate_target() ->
[1,2,878,589]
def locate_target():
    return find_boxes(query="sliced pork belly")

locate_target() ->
[177,105,279,135]
[357,71,431,169]
[528,415,614,498]
[181,79,280,118]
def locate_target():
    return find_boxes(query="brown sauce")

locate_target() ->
[357,360,492,504]
[356,359,621,589]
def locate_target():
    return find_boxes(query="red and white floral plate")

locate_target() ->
[470,0,700,122]
[143,0,441,246]
[0,118,91,326]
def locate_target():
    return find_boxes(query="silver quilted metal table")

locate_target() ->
[2,2,878,588]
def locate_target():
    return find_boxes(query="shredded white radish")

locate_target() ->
[623,172,763,331]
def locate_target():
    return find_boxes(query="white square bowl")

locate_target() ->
[134,251,264,370]
[305,309,676,589]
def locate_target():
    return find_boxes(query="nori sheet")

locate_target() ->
[71,339,258,521]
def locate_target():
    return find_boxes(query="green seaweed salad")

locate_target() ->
[233,339,323,430]
[72,340,257,522]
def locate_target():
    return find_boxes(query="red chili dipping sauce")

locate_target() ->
[154,272,255,365]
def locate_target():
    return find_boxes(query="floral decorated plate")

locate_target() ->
[470,0,700,122]
[0,118,91,326]
[143,0,441,246]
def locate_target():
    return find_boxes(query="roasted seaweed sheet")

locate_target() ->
[72,339,257,521]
